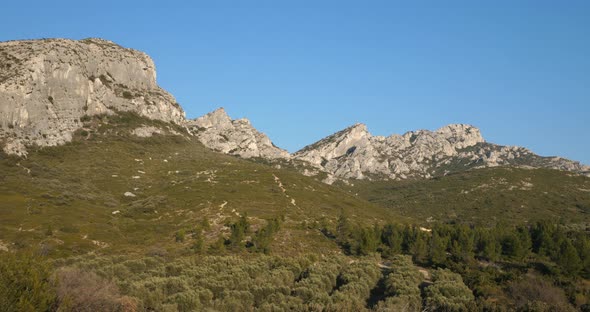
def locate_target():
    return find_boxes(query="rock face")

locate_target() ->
[0,38,185,156]
[185,108,290,159]
[294,123,589,183]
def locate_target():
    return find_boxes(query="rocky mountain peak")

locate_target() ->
[348,122,369,133]
[435,124,485,149]
[192,107,232,129]
[293,121,588,183]
[185,108,289,160]
[0,38,185,156]
[293,123,370,166]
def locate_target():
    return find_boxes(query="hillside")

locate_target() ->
[0,113,398,257]
[341,166,590,226]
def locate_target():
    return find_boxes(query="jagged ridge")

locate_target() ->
[1,37,587,183]
[293,123,589,183]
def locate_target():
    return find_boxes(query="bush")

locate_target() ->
[424,269,475,312]
[175,230,186,242]
[508,273,576,312]
[0,253,56,311]
[380,255,423,312]
[55,268,126,312]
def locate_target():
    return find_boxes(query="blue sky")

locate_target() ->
[2,1,589,164]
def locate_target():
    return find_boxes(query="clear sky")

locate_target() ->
[1,1,589,164]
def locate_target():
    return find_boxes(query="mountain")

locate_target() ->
[0,38,396,256]
[0,38,184,157]
[2,37,590,312]
[185,107,290,159]
[293,123,590,184]
[2,38,587,185]
[0,38,289,161]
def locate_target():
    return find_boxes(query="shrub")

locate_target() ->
[55,268,124,312]
[508,273,576,312]
[122,91,133,99]
[0,253,56,311]
[424,269,475,312]
[175,230,186,242]
[169,291,201,312]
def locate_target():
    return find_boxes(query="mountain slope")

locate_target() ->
[0,113,397,257]
[340,166,590,225]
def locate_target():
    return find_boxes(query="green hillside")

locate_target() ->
[342,166,590,226]
[0,113,398,258]
[2,113,590,311]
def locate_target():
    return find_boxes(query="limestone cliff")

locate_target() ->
[0,38,185,156]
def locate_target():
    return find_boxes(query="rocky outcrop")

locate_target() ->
[0,38,185,156]
[445,143,590,174]
[185,108,289,159]
[294,123,589,183]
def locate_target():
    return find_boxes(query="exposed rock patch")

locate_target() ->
[131,125,163,137]
[0,240,8,252]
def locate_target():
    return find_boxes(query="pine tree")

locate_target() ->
[477,229,501,262]
[251,218,281,253]
[336,211,351,251]
[450,225,475,262]
[229,214,250,249]
[410,232,429,264]
[356,226,380,255]
[559,240,582,276]
[191,229,204,253]
[381,223,403,254]
[573,234,590,277]
[429,231,449,266]
[501,227,530,261]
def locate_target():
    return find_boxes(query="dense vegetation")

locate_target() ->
[328,215,590,311]
[2,217,589,311]
[1,251,467,312]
